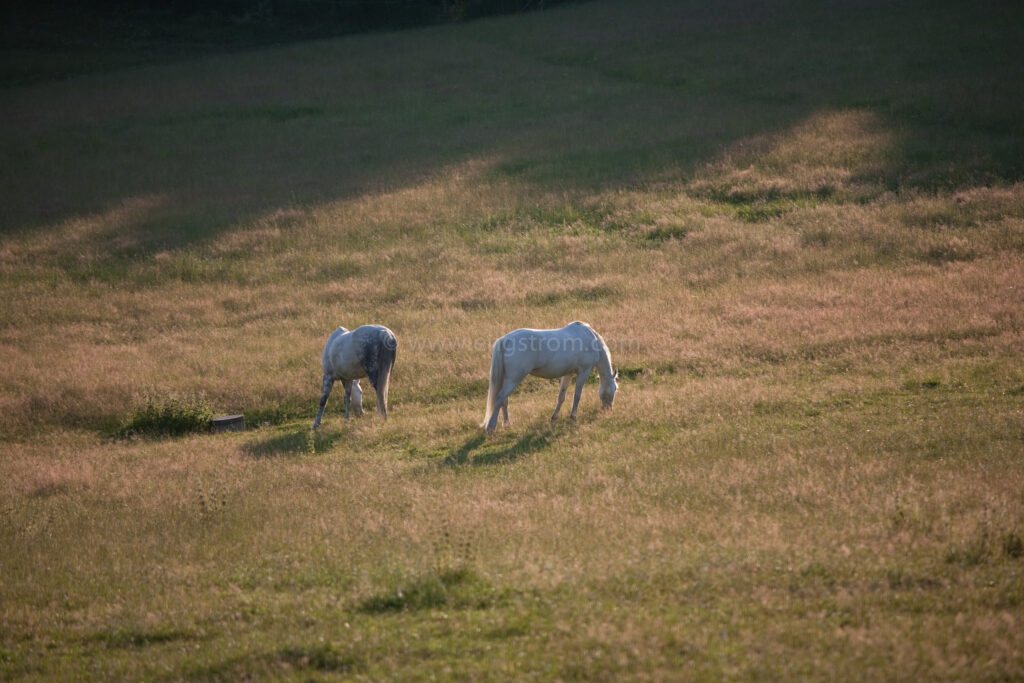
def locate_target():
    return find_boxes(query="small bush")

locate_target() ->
[120,394,214,438]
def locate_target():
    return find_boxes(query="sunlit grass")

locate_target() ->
[2,0,1023,678]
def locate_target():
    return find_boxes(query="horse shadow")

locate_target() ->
[242,426,343,458]
[440,424,566,468]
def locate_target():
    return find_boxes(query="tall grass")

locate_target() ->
[1,0,1023,678]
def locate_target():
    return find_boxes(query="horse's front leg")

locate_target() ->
[568,366,593,420]
[350,380,364,417]
[342,379,353,419]
[551,375,571,421]
[312,375,334,430]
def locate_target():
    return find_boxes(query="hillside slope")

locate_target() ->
[1,0,1023,679]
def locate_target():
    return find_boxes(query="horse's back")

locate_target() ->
[322,326,349,363]
[499,322,588,341]
[352,325,397,359]
[326,326,349,342]
[322,326,363,378]
[352,324,396,345]
[323,324,397,380]
[496,323,602,379]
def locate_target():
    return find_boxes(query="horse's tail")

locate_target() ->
[481,339,504,428]
[375,330,397,419]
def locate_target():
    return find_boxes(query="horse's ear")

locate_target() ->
[614,370,619,380]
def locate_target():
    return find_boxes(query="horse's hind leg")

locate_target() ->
[486,375,524,434]
[569,366,593,420]
[360,372,386,419]
[551,375,571,421]
[501,397,510,426]
[374,379,387,420]
[312,375,334,430]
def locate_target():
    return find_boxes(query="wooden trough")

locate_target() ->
[211,414,245,433]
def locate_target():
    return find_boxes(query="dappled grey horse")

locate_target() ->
[312,325,397,429]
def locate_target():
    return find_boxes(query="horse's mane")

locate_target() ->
[587,325,615,385]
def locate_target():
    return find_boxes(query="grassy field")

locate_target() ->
[2,0,1023,678]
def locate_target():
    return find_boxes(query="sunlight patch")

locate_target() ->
[689,109,897,204]
[7,194,168,259]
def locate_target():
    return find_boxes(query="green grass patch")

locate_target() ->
[119,394,214,438]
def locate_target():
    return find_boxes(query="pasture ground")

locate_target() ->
[2,0,1023,678]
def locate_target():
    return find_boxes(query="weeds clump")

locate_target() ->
[1003,531,1024,559]
[119,394,214,438]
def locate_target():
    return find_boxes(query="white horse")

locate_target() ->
[482,321,617,434]
[312,324,397,430]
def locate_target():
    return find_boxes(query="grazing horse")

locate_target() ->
[312,324,397,430]
[482,321,617,434]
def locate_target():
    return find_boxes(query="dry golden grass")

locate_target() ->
[2,0,1023,678]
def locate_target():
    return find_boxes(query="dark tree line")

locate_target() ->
[95,0,560,28]
[6,0,579,44]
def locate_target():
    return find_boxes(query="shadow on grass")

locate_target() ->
[3,1,1021,247]
[185,642,366,679]
[357,567,498,614]
[440,423,566,468]
[242,426,344,458]
[83,626,200,649]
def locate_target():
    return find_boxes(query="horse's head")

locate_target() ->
[351,380,364,417]
[599,370,618,410]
